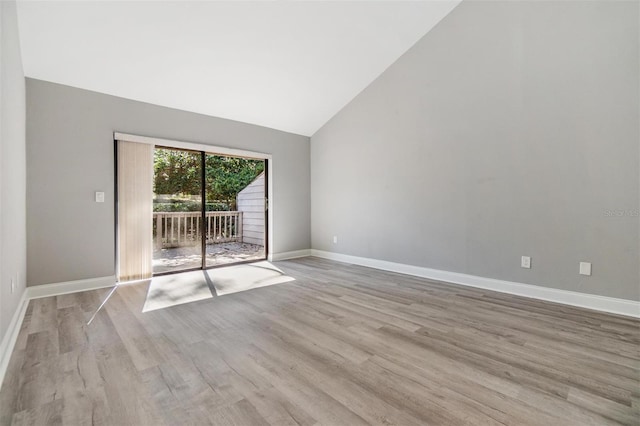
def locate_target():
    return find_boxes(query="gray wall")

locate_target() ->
[311,1,639,301]
[1,0,27,341]
[27,79,310,286]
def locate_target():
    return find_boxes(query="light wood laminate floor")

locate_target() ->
[1,257,638,425]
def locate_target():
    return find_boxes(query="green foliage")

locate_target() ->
[153,148,264,210]
[153,201,229,212]
[153,149,201,196]
[205,155,264,210]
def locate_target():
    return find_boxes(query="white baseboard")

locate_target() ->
[0,289,29,392]
[310,250,640,318]
[26,275,116,299]
[269,249,312,262]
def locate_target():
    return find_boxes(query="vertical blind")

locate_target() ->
[117,140,154,282]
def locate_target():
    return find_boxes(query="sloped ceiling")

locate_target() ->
[17,0,461,136]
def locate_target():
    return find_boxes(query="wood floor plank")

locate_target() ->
[11,399,64,426]
[1,257,638,425]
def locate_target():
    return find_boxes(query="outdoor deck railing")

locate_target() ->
[153,211,243,249]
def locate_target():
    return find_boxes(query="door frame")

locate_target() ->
[114,132,273,276]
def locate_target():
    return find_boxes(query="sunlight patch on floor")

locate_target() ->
[210,261,295,296]
[143,271,214,312]
[143,261,294,312]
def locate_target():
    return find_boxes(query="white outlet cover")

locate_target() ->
[95,191,105,203]
[521,256,531,269]
[579,262,592,276]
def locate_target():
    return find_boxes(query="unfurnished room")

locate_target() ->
[0,0,638,425]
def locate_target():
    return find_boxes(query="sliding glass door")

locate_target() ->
[151,147,267,275]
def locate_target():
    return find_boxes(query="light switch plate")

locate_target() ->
[95,191,105,203]
[579,262,592,276]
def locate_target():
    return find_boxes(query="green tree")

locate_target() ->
[205,155,264,209]
[153,148,264,211]
[153,149,201,196]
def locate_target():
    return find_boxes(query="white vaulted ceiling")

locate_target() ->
[16,0,461,136]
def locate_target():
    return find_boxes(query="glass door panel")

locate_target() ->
[152,147,203,274]
[204,154,267,267]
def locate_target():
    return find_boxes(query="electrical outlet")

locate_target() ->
[521,256,531,269]
[95,191,105,203]
[333,236,338,244]
[579,262,592,276]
